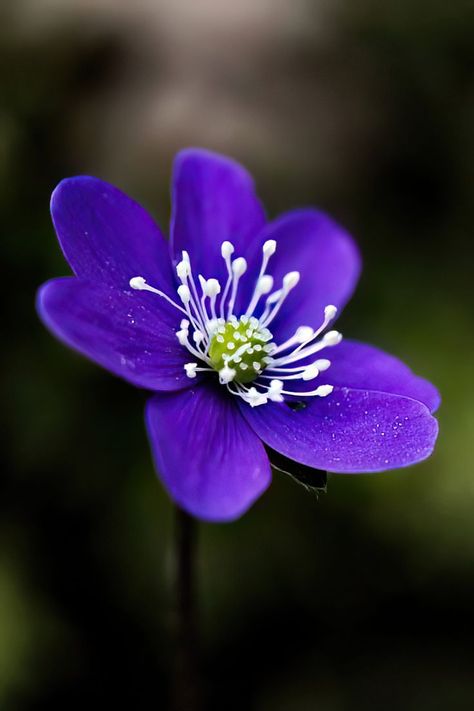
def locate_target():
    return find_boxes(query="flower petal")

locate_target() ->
[146,383,272,522]
[170,148,266,289]
[37,277,193,391]
[239,388,438,473]
[255,209,361,341]
[284,340,440,413]
[51,176,175,293]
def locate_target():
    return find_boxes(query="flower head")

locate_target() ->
[37,148,440,522]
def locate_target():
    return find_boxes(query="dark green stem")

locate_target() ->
[172,506,201,711]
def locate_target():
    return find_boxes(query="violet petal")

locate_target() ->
[37,277,193,391]
[51,176,175,293]
[170,148,266,309]
[146,383,271,521]
[250,209,361,341]
[285,339,440,413]
[239,388,438,473]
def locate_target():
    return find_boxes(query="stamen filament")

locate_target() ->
[129,277,188,316]
[219,241,234,319]
[260,271,300,328]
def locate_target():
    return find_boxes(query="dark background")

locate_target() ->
[1,0,473,708]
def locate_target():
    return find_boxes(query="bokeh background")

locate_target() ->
[1,0,474,708]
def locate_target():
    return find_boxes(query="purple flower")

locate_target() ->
[37,148,440,522]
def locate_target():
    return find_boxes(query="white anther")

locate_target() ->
[258,275,273,294]
[315,384,334,397]
[232,257,247,277]
[266,290,282,306]
[252,361,261,371]
[295,326,314,343]
[180,319,190,329]
[129,276,146,290]
[302,364,320,381]
[184,363,198,378]
[322,330,342,346]
[181,250,190,264]
[176,260,190,279]
[206,318,219,334]
[193,331,204,344]
[245,274,275,318]
[267,379,284,402]
[324,304,338,320]
[204,278,221,297]
[221,241,235,258]
[283,271,300,290]
[314,358,331,371]
[129,276,190,316]
[227,342,235,350]
[219,365,236,384]
[245,387,268,407]
[263,239,277,256]
[177,284,191,304]
[176,329,189,346]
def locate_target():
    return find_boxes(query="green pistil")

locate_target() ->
[209,317,274,384]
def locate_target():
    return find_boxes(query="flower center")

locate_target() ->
[129,238,342,407]
[208,316,274,384]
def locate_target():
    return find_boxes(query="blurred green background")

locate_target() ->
[1,0,473,708]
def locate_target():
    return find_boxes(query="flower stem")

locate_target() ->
[172,505,201,711]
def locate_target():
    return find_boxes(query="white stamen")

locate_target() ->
[177,284,191,304]
[221,241,234,259]
[227,257,247,318]
[269,325,314,356]
[232,257,247,278]
[176,329,189,346]
[283,271,300,290]
[266,379,284,402]
[296,326,315,342]
[258,274,273,295]
[236,385,268,407]
[184,363,198,378]
[316,384,333,397]
[181,253,208,328]
[263,239,277,257]
[282,383,334,398]
[270,333,341,367]
[302,364,320,381]
[322,330,342,346]
[254,239,278,290]
[129,276,146,289]
[219,364,236,384]
[260,271,300,328]
[219,241,235,319]
[324,304,338,320]
[129,276,188,316]
[176,260,190,279]
[204,278,221,297]
[130,238,343,410]
[315,358,331,371]
[245,274,274,317]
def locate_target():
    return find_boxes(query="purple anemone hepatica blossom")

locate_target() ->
[37,148,440,522]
